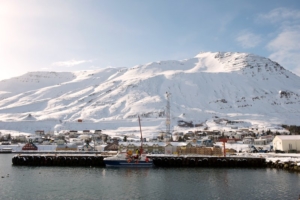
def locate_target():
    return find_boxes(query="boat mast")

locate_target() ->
[138,115,143,153]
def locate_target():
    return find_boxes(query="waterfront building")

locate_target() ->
[56,143,77,151]
[22,140,38,150]
[165,142,185,154]
[254,138,268,145]
[117,141,224,155]
[273,135,300,153]
[104,141,119,151]
[118,142,165,154]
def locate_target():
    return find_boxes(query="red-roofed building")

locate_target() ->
[22,139,38,151]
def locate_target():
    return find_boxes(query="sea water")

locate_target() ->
[0,154,299,200]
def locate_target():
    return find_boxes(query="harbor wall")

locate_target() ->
[11,154,300,172]
[12,154,107,167]
[148,156,266,168]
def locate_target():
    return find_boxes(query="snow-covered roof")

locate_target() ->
[119,142,172,147]
[170,142,187,146]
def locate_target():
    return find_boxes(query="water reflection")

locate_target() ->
[123,168,150,177]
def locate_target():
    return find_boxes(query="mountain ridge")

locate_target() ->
[0,52,300,134]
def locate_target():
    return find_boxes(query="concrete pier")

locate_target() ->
[147,155,266,168]
[12,154,266,168]
[12,154,111,167]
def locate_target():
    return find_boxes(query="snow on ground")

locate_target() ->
[215,142,251,152]
[263,153,300,163]
[0,52,300,136]
[241,153,300,164]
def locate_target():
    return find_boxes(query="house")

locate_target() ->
[12,135,27,143]
[152,143,165,153]
[78,143,94,151]
[204,130,220,136]
[273,135,300,153]
[165,143,174,154]
[94,130,102,135]
[118,142,165,154]
[254,138,267,145]
[141,143,151,153]
[176,142,195,154]
[101,134,108,142]
[235,131,248,139]
[68,130,79,138]
[243,136,255,144]
[104,141,119,151]
[22,139,38,150]
[35,130,45,136]
[260,135,274,143]
[186,142,197,154]
[56,143,77,151]
[95,144,107,152]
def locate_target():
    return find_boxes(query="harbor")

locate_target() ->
[10,153,267,168]
[10,152,300,173]
[12,153,109,167]
[1,153,300,200]
[148,155,266,168]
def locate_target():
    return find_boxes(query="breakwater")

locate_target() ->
[148,156,266,168]
[12,154,109,167]
[11,154,300,172]
[12,151,105,154]
[266,160,300,172]
[12,154,266,168]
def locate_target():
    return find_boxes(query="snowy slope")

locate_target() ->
[0,52,300,135]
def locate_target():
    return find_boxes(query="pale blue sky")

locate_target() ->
[1,0,300,80]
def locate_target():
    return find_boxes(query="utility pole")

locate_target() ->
[165,92,171,141]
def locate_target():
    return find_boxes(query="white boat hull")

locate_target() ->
[104,160,153,167]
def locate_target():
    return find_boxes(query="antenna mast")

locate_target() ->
[165,92,171,141]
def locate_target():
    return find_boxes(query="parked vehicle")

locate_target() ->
[251,146,268,153]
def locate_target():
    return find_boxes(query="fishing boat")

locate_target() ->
[103,116,153,167]
[103,151,152,167]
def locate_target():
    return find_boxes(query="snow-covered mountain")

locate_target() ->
[1,52,300,135]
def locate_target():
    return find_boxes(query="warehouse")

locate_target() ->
[272,135,300,153]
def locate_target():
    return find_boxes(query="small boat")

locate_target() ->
[0,148,13,153]
[104,116,153,167]
[104,151,152,167]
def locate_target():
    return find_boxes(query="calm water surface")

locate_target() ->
[0,154,300,200]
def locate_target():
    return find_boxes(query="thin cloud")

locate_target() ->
[52,59,93,67]
[267,28,300,52]
[258,7,300,24]
[267,28,300,76]
[236,30,262,48]
[261,7,300,76]
[41,67,52,70]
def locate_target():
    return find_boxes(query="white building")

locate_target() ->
[254,138,267,145]
[243,136,255,144]
[273,135,300,152]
